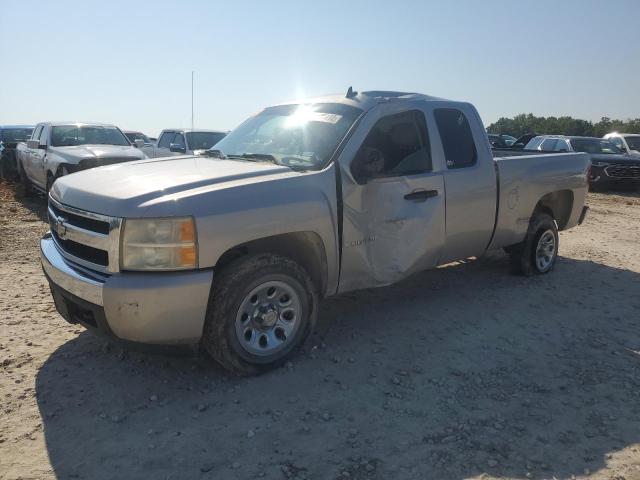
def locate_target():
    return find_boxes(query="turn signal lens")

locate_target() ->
[180,220,195,243]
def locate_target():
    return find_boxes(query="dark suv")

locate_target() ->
[0,125,34,178]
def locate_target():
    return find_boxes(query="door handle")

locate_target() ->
[404,189,438,202]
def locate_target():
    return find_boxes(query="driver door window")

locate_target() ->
[158,132,174,149]
[555,139,569,152]
[172,133,185,148]
[540,138,558,151]
[351,110,431,183]
[610,137,624,150]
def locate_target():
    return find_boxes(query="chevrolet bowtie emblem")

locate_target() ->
[55,216,68,239]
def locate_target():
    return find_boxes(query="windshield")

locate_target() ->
[51,125,130,147]
[569,138,621,154]
[0,128,33,143]
[212,103,363,170]
[624,136,640,151]
[186,132,226,150]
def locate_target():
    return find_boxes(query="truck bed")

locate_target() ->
[488,152,590,250]
[492,148,559,158]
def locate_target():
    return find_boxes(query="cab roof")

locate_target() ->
[276,89,451,112]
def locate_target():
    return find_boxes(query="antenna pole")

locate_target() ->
[191,71,194,130]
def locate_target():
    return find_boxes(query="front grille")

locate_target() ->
[51,231,108,266]
[49,202,110,234]
[606,165,640,178]
[48,197,121,273]
[79,157,136,169]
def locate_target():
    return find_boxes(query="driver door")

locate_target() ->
[29,125,48,188]
[337,104,446,292]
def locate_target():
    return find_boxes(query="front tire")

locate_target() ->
[509,212,559,276]
[202,253,317,375]
[47,166,69,193]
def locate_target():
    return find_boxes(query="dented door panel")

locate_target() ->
[339,174,445,291]
[337,101,446,293]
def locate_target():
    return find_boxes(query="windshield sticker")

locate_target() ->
[308,112,343,124]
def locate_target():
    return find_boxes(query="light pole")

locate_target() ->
[191,71,194,131]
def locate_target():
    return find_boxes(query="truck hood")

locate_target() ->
[51,144,146,164]
[50,156,295,217]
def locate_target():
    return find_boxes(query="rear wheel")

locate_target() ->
[202,253,317,375]
[509,212,559,276]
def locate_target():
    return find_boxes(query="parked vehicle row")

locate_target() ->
[41,89,590,375]
[16,122,147,194]
[487,133,516,148]
[0,125,34,177]
[604,132,640,156]
[524,135,640,188]
[12,122,228,192]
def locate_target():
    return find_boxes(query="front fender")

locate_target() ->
[195,166,340,295]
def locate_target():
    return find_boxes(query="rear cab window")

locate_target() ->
[540,138,558,151]
[433,108,477,168]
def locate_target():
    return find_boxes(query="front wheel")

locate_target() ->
[202,253,317,375]
[509,212,559,276]
[47,166,69,193]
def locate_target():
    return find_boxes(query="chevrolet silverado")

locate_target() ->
[41,90,590,375]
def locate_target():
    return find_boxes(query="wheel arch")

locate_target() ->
[214,232,329,297]
[532,190,574,230]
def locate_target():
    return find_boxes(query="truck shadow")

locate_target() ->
[9,182,49,222]
[35,253,640,479]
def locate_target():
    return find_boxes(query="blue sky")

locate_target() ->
[1,0,638,136]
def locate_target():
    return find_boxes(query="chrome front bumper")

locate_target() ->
[41,235,214,344]
[41,233,105,305]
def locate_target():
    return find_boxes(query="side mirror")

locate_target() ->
[619,145,627,153]
[27,139,40,149]
[169,143,187,154]
[134,139,145,148]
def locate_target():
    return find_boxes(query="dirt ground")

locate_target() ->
[1,180,640,480]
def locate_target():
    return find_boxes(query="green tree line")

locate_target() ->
[487,114,640,138]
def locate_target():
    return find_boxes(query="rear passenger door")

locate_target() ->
[154,131,175,158]
[434,107,498,263]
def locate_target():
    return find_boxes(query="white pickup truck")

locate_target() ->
[150,129,227,157]
[41,90,589,375]
[16,122,147,193]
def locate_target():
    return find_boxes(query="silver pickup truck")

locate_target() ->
[41,90,589,375]
[16,122,147,193]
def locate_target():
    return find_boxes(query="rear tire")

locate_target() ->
[202,253,317,376]
[509,212,559,276]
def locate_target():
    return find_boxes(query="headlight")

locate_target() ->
[121,217,197,271]
[591,161,610,167]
